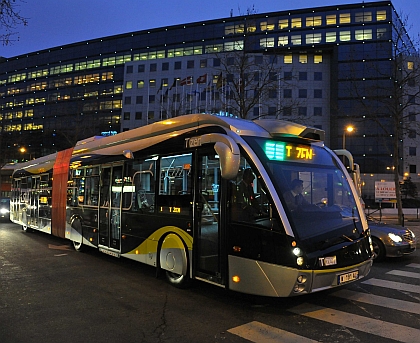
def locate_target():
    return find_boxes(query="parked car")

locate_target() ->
[0,197,10,221]
[368,216,416,261]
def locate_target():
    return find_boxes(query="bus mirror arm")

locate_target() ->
[200,134,240,180]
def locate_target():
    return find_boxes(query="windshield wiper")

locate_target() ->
[320,234,354,250]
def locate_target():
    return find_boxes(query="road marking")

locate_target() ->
[387,270,420,279]
[362,278,420,294]
[289,303,420,343]
[406,263,420,269]
[331,289,420,314]
[48,244,71,251]
[227,321,318,343]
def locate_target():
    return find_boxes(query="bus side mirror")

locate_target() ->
[214,141,240,180]
[198,133,240,180]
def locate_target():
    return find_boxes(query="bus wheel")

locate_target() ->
[165,271,190,288]
[22,225,32,233]
[72,240,84,252]
[160,233,190,288]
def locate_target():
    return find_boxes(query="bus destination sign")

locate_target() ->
[264,141,314,162]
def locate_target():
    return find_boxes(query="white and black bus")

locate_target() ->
[9,114,373,297]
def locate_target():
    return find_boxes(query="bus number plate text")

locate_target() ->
[338,270,359,284]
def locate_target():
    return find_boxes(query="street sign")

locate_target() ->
[375,181,396,203]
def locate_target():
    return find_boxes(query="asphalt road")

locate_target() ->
[1,221,419,343]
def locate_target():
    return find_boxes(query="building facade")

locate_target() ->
[1,1,418,197]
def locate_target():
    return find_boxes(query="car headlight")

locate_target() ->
[0,208,9,214]
[388,233,403,243]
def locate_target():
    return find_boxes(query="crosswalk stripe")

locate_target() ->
[362,278,420,293]
[406,263,420,269]
[227,321,319,343]
[387,270,420,279]
[289,303,420,343]
[331,289,420,314]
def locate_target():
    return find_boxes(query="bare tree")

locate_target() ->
[1,0,28,46]
[344,12,420,224]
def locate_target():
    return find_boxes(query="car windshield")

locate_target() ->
[246,137,363,251]
[0,198,10,206]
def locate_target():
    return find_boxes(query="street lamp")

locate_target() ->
[342,125,354,150]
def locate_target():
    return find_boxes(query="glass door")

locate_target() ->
[194,152,223,285]
[99,165,123,251]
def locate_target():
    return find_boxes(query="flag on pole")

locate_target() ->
[169,78,177,90]
[216,72,223,89]
[196,73,207,84]
[180,76,193,86]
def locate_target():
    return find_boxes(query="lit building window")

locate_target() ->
[376,10,387,21]
[339,13,351,24]
[278,36,289,46]
[355,29,372,40]
[306,33,322,44]
[340,30,351,41]
[125,81,132,90]
[260,37,275,48]
[314,55,323,63]
[291,18,302,28]
[326,14,336,25]
[408,61,414,70]
[306,16,322,27]
[284,55,293,64]
[137,80,145,88]
[279,18,288,29]
[299,54,307,63]
[260,21,275,31]
[326,31,336,42]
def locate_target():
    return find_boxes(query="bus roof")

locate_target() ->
[8,114,325,175]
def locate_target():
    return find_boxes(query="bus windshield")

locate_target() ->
[248,137,363,248]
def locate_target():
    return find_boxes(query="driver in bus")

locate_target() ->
[235,168,262,221]
[284,179,310,211]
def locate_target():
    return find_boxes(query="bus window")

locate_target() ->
[85,167,99,206]
[157,153,192,215]
[124,158,156,212]
[231,158,271,226]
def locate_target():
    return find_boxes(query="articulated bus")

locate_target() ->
[9,114,373,297]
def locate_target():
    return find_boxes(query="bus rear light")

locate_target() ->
[232,275,240,283]
[232,246,241,252]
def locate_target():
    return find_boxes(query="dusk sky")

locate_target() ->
[1,0,419,58]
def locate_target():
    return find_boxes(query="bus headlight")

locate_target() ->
[292,247,302,256]
[296,257,304,266]
[293,274,308,293]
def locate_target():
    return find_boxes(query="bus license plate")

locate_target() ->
[338,270,359,284]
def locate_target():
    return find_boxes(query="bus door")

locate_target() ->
[99,164,123,252]
[194,152,224,285]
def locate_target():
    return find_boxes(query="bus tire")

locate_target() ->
[71,219,84,252]
[159,233,190,289]
[72,239,84,252]
[165,270,190,288]
[22,225,32,233]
